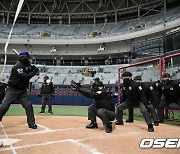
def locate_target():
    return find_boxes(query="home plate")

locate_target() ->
[0,138,20,146]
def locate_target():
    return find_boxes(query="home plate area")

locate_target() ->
[0,116,180,154]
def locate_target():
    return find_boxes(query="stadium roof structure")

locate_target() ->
[0,0,178,24]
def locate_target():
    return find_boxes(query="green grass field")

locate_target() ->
[6,105,88,116]
[5,105,180,126]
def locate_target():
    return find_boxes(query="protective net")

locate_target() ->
[118,53,180,123]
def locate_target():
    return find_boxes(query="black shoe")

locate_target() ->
[125,119,134,123]
[154,121,159,126]
[105,123,112,133]
[115,120,124,125]
[39,111,45,114]
[48,112,53,114]
[29,124,37,129]
[148,124,154,132]
[159,120,164,123]
[86,122,98,129]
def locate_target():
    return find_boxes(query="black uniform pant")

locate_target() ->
[88,104,115,125]
[0,87,36,126]
[127,104,158,123]
[41,94,52,113]
[116,101,153,125]
[157,98,180,122]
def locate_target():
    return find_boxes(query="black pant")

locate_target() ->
[127,104,158,123]
[157,98,180,122]
[0,87,36,126]
[116,101,153,125]
[41,94,52,113]
[88,104,115,125]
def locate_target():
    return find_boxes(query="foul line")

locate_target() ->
[0,125,85,137]
[0,139,103,154]
[69,139,103,154]
[0,127,140,153]
[0,122,16,154]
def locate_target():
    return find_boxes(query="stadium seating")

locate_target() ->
[0,7,179,40]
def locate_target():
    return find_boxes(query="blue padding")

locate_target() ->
[53,95,64,105]
[112,96,118,105]
[72,95,82,105]
[63,95,73,105]
[82,96,92,106]
[35,95,42,105]
[25,94,94,106]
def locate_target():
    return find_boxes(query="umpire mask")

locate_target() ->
[19,58,30,65]
[162,79,170,85]
[123,77,131,84]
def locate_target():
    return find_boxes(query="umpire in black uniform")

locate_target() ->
[157,73,180,123]
[39,75,54,114]
[0,51,39,129]
[132,76,159,125]
[115,72,155,132]
[71,80,115,133]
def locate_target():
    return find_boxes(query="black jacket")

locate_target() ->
[79,88,115,112]
[120,80,148,105]
[40,82,54,94]
[141,82,159,106]
[8,60,39,90]
[158,80,180,104]
[0,82,7,102]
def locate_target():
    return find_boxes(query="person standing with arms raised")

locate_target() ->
[0,51,39,129]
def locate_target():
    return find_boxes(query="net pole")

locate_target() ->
[160,57,169,119]
[117,67,121,104]
[117,58,161,104]
[162,52,180,119]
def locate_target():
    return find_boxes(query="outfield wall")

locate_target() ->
[12,94,118,106]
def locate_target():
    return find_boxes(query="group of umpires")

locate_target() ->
[71,72,180,133]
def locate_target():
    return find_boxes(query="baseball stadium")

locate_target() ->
[0,0,180,153]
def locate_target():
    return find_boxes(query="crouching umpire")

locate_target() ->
[0,51,39,129]
[71,80,115,133]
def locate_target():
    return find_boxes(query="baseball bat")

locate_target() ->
[12,49,19,56]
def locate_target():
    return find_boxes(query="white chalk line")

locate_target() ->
[0,138,103,154]
[0,124,140,153]
[0,124,85,137]
[0,127,85,137]
[70,139,103,154]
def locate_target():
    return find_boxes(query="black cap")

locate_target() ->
[122,71,132,77]
[96,81,104,87]
[44,75,49,80]
[133,76,142,81]
[162,73,171,78]
[94,77,100,82]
